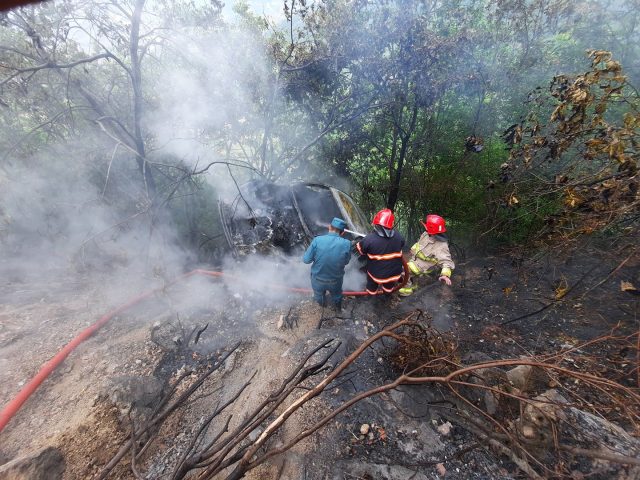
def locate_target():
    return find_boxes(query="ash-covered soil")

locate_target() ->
[0,244,638,479]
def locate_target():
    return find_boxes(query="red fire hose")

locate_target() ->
[0,261,409,434]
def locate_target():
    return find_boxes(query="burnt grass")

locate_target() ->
[298,241,639,479]
[395,242,638,370]
[20,241,634,480]
[452,245,638,386]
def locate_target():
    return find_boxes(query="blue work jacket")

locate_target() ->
[302,232,351,282]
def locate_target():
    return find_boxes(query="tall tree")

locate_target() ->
[0,0,223,204]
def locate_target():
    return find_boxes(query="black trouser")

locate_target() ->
[365,275,400,295]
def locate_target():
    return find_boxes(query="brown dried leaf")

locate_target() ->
[605,60,622,72]
[555,276,568,299]
[589,50,612,65]
[551,104,565,121]
[564,188,582,208]
[570,89,588,103]
[586,138,605,148]
[514,125,522,143]
[620,281,638,294]
[624,112,638,129]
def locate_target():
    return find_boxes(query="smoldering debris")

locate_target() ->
[219,179,370,257]
[219,180,308,256]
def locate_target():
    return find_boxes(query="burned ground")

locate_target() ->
[0,242,638,479]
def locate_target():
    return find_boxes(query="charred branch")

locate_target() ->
[97,341,242,480]
[92,307,640,480]
[0,53,114,89]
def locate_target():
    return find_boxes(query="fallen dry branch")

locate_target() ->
[237,316,638,479]
[502,265,597,325]
[189,339,342,479]
[97,341,242,480]
[103,311,639,479]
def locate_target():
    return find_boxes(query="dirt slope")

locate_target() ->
[0,245,638,479]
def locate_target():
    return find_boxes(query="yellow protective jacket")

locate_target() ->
[406,232,454,278]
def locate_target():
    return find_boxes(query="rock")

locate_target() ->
[360,423,370,435]
[517,389,640,478]
[521,425,535,439]
[436,421,452,436]
[389,387,433,419]
[105,375,164,409]
[248,428,262,442]
[564,406,639,455]
[520,389,568,438]
[436,462,446,476]
[462,353,509,387]
[506,364,550,392]
[0,447,65,479]
[469,370,506,415]
[473,365,509,388]
[482,389,499,416]
[276,315,285,330]
[461,352,513,415]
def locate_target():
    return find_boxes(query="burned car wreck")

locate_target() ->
[219,180,370,257]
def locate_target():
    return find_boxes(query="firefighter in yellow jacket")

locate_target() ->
[398,214,454,296]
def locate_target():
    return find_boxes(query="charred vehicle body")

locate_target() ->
[219,180,370,257]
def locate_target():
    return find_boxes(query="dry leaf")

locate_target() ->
[555,276,568,299]
[621,281,639,294]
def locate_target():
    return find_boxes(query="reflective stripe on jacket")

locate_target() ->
[407,232,454,277]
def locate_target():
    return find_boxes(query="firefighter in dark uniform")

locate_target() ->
[356,209,406,295]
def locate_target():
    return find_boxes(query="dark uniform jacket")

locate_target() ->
[356,231,405,284]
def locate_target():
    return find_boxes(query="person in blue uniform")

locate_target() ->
[303,217,352,311]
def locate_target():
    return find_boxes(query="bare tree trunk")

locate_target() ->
[259,74,280,175]
[129,0,156,201]
[387,104,418,211]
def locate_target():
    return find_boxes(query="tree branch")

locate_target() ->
[0,53,114,88]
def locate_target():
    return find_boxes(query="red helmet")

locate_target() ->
[372,209,395,229]
[422,214,446,235]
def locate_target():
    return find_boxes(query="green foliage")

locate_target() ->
[2,0,640,260]
[490,186,563,246]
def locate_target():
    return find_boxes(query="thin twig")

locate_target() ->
[579,249,636,298]
[502,266,596,325]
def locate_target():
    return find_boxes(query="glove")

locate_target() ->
[439,275,452,286]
